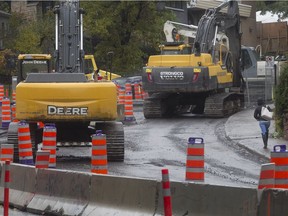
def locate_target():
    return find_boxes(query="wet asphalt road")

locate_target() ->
[0,106,261,188]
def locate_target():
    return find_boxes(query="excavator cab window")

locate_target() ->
[19,59,50,81]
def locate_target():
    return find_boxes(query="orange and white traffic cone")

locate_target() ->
[35,150,50,169]
[1,97,11,129]
[134,82,142,101]
[0,84,4,105]
[42,124,57,168]
[270,145,288,188]
[124,82,135,123]
[91,130,108,174]
[258,163,275,189]
[11,103,18,122]
[185,137,205,182]
[18,121,34,165]
[12,91,16,104]
[0,144,14,162]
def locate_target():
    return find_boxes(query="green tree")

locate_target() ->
[274,63,288,137]
[256,1,288,19]
[82,1,174,75]
[0,1,10,13]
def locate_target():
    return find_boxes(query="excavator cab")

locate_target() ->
[17,54,52,82]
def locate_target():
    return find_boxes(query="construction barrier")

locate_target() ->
[0,144,14,162]
[258,163,275,189]
[12,91,16,104]
[3,160,10,216]
[118,86,125,105]
[11,103,17,122]
[258,188,288,216]
[186,137,204,182]
[134,82,142,101]
[0,163,261,216]
[124,82,135,122]
[161,169,172,216]
[270,144,288,188]
[91,130,108,174]
[7,163,288,216]
[35,150,50,169]
[0,84,4,105]
[1,97,11,129]
[18,121,34,165]
[42,124,57,168]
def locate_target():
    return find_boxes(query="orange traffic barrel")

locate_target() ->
[18,121,34,165]
[35,150,50,169]
[42,124,57,168]
[134,82,142,101]
[124,82,135,122]
[186,137,204,182]
[91,130,108,174]
[11,103,17,122]
[118,86,125,105]
[270,145,288,188]
[258,163,275,189]
[12,91,16,104]
[0,84,4,105]
[0,144,14,162]
[1,97,11,129]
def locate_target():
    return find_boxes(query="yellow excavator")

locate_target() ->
[8,0,124,162]
[142,0,244,118]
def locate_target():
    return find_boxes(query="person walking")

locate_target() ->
[254,98,272,149]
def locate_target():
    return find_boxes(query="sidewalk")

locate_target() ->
[225,107,288,160]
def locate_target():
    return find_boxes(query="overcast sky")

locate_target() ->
[256,11,288,23]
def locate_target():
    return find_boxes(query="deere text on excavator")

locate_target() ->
[142,0,244,118]
[8,0,124,162]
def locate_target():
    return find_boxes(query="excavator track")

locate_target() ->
[95,122,125,162]
[143,98,163,118]
[204,92,244,118]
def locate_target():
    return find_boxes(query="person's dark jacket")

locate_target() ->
[254,105,272,121]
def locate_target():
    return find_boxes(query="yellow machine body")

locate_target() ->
[16,81,118,122]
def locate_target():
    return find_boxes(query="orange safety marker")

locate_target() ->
[42,124,57,168]
[12,91,16,104]
[11,103,17,122]
[1,97,11,129]
[186,137,205,182]
[91,130,108,174]
[124,82,135,122]
[0,144,14,162]
[270,145,288,188]
[258,163,275,189]
[35,150,50,169]
[162,168,172,216]
[118,86,125,105]
[18,121,34,165]
[0,84,4,105]
[4,160,10,216]
[134,82,142,101]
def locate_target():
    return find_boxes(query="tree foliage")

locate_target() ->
[256,1,288,19]
[82,1,174,75]
[274,63,288,136]
[2,1,173,76]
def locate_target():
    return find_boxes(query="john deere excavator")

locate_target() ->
[142,0,244,118]
[8,0,124,162]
